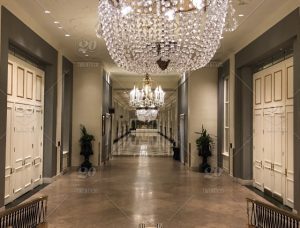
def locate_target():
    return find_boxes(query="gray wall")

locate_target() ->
[217,60,230,168]
[61,57,73,169]
[0,7,58,207]
[234,8,300,212]
[102,71,112,162]
[178,76,188,160]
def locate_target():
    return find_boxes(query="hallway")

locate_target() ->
[30,137,265,227]
[113,133,173,157]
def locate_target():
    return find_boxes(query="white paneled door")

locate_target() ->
[5,55,44,204]
[253,58,294,208]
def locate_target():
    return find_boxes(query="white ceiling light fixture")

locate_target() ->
[130,74,165,108]
[97,0,235,74]
[44,10,51,14]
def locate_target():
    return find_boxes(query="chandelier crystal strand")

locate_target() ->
[136,108,159,122]
[97,0,230,74]
[224,0,238,32]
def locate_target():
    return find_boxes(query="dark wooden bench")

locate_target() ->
[247,198,300,228]
[0,196,48,228]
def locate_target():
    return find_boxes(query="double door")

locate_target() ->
[5,103,44,204]
[5,55,44,205]
[253,58,294,208]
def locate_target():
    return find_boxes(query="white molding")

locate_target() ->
[233,177,253,186]
[222,152,230,157]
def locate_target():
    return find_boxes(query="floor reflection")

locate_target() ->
[113,132,172,156]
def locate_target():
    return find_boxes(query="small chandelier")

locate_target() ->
[136,108,159,122]
[130,74,165,108]
[97,0,237,74]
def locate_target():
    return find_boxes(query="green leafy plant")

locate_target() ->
[79,125,95,169]
[196,125,214,172]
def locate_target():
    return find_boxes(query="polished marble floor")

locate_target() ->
[28,134,268,228]
[112,133,173,157]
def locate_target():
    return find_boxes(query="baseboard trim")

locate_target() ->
[233,177,253,185]
[43,174,62,184]
[43,177,54,184]
[293,209,298,215]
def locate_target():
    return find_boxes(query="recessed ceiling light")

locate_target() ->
[238,14,244,17]
[85,54,89,57]
[54,21,59,24]
[65,34,71,37]
[44,10,51,14]
[58,26,63,29]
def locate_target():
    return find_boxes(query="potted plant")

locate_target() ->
[79,125,95,170]
[196,125,213,173]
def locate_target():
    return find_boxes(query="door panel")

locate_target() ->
[5,103,14,204]
[13,104,25,197]
[253,109,263,191]
[263,110,273,192]
[33,107,43,186]
[273,109,284,198]
[285,106,294,207]
[23,105,34,190]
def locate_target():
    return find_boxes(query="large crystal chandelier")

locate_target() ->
[130,74,165,108]
[136,108,159,122]
[97,0,234,74]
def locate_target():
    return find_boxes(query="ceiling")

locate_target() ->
[9,0,300,108]
[12,0,300,76]
[11,0,299,109]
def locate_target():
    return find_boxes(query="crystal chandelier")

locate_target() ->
[130,74,165,108]
[136,108,159,122]
[97,0,235,74]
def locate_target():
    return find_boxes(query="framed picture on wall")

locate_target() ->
[102,114,106,136]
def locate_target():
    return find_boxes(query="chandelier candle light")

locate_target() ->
[130,74,165,108]
[97,0,237,74]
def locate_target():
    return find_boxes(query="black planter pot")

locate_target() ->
[199,156,211,173]
[81,156,92,170]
